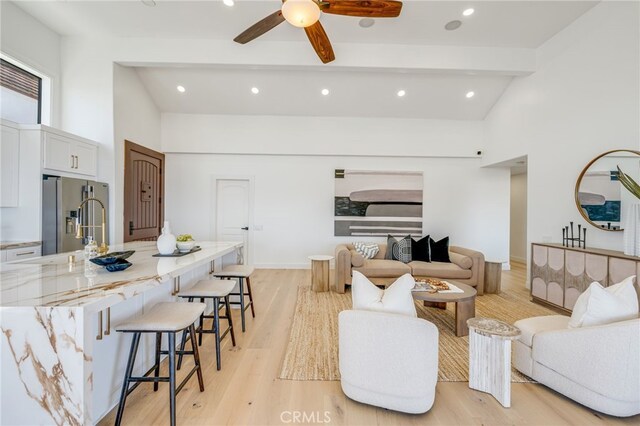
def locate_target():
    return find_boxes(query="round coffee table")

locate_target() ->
[412,281,477,337]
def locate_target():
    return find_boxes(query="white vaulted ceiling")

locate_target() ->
[11,0,598,119]
[135,65,512,119]
[15,0,597,48]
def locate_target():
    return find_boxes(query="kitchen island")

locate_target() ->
[0,241,242,425]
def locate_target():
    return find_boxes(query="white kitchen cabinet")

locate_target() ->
[0,121,20,207]
[5,246,41,261]
[42,130,97,177]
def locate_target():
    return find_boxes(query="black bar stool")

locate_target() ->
[177,279,236,370]
[213,265,256,332]
[115,302,206,426]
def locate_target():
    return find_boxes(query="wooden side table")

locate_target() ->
[484,261,503,294]
[467,317,521,408]
[308,255,333,292]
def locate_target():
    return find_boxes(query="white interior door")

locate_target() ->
[216,179,251,264]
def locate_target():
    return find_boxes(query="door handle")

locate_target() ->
[241,226,249,230]
[129,221,134,236]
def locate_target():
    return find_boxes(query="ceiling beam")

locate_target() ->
[105,37,536,76]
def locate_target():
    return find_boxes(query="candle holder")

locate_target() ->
[562,221,586,249]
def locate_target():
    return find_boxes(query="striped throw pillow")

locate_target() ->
[353,242,380,259]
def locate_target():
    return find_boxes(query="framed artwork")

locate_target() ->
[334,169,423,237]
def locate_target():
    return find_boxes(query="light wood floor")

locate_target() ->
[100,264,639,425]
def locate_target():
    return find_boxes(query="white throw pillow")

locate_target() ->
[353,242,379,259]
[568,276,639,328]
[351,271,417,317]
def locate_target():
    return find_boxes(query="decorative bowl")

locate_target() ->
[90,250,135,266]
[105,259,132,272]
[176,241,196,253]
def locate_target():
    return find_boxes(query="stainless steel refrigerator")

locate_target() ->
[42,175,109,255]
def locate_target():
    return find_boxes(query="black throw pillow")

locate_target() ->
[385,234,412,263]
[385,234,396,260]
[411,235,430,262]
[429,236,451,263]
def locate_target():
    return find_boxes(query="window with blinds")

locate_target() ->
[0,58,42,124]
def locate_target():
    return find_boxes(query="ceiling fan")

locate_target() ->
[233,0,403,64]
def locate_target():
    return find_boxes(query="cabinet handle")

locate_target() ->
[74,155,79,169]
[104,307,111,336]
[96,310,103,340]
[172,276,181,296]
[15,251,35,256]
[70,155,75,168]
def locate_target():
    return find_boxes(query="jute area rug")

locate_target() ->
[279,285,557,383]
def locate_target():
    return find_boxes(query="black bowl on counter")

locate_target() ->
[90,250,135,266]
[104,259,133,272]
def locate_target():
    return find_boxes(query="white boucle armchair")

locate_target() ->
[513,315,640,417]
[338,310,439,414]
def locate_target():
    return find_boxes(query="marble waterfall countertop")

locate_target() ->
[0,241,242,310]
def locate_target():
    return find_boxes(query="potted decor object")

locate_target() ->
[157,221,177,255]
[617,167,640,256]
[176,234,196,253]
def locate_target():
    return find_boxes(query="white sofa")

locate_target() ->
[513,315,640,417]
[338,310,439,414]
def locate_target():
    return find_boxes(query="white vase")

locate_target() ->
[623,204,640,256]
[157,221,177,255]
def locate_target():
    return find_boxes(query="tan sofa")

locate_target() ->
[335,243,485,295]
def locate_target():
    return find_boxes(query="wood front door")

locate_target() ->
[124,140,164,242]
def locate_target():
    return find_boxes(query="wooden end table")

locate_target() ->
[467,317,521,408]
[308,255,333,292]
[412,281,477,337]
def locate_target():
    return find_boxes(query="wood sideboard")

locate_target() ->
[530,243,640,313]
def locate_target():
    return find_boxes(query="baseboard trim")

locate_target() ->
[510,256,526,264]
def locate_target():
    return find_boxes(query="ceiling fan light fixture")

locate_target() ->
[282,0,321,28]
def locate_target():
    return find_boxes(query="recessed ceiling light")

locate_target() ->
[359,18,375,28]
[321,88,330,96]
[251,87,260,94]
[397,89,406,97]
[466,91,475,98]
[176,85,186,93]
[141,0,156,6]
[462,8,474,16]
[445,20,462,31]
[223,0,235,6]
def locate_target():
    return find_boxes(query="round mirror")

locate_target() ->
[575,149,640,231]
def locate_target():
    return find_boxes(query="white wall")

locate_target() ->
[113,64,162,242]
[510,173,527,263]
[485,1,640,254]
[0,1,61,126]
[165,154,509,267]
[162,113,484,157]
[162,114,509,267]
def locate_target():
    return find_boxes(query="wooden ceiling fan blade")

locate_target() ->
[304,21,335,64]
[323,0,403,18]
[234,10,285,44]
